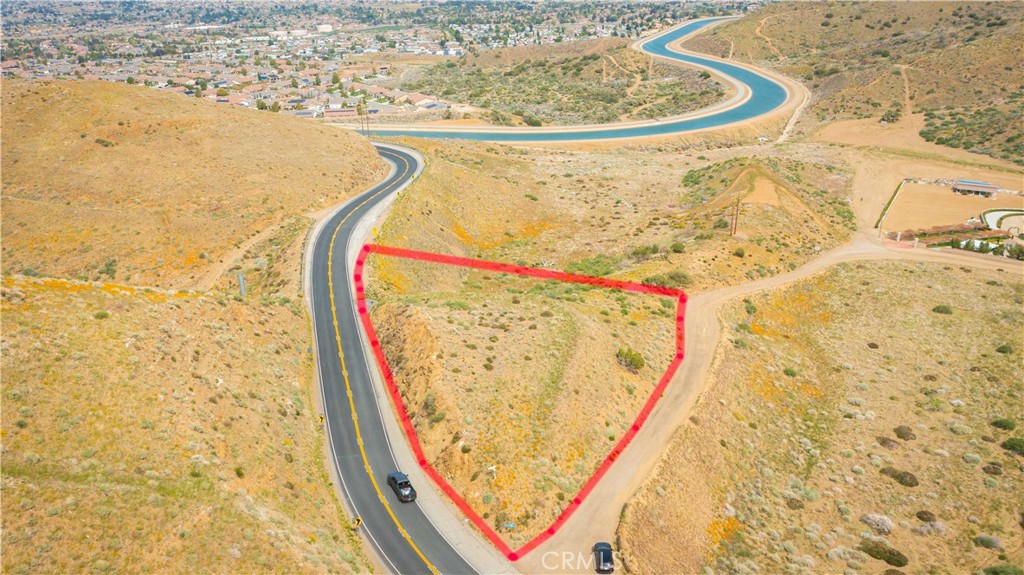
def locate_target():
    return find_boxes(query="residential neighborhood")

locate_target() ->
[1,0,737,120]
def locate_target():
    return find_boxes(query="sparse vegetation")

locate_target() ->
[619,262,1022,573]
[686,2,1024,162]
[1,276,370,574]
[403,41,723,125]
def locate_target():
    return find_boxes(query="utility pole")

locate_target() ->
[730,199,741,236]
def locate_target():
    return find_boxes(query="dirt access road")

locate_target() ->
[518,205,1022,574]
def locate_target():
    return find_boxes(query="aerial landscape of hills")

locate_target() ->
[2,2,1022,575]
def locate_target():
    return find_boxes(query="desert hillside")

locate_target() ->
[620,261,1023,574]
[1,276,371,574]
[686,2,1024,163]
[1,80,384,574]
[1,79,386,288]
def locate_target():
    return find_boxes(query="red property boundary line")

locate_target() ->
[353,243,687,561]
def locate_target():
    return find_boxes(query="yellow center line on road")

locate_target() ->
[325,150,440,575]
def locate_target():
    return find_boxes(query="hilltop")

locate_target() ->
[685,2,1024,163]
[1,80,386,289]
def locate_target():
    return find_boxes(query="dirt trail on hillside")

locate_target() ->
[898,64,913,118]
[755,16,784,60]
[517,230,1022,573]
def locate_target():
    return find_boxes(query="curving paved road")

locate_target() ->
[309,145,477,575]
[364,16,789,142]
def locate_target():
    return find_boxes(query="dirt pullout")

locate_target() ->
[883,182,1024,234]
[369,264,677,549]
[1,79,386,290]
[619,260,1023,573]
[1,276,370,574]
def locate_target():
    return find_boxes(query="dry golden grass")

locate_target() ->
[619,261,1024,573]
[0,79,387,574]
[1,79,386,289]
[1,276,369,574]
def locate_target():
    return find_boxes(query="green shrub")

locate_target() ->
[733,247,746,258]
[616,347,645,372]
[234,466,245,478]
[666,270,691,286]
[880,466,919,487]
[783,367,797,377]
[565,255,618,277]
[643,269,691,288]
[1001,437,1024,457]
[445,301,471,310]
[461,444,472,454]
[992,418,1017,431]
[894,425,916,440]
[713,218,729,229]
[996,344,1013,354]
[631,244,659,259]
[856,539,909,567]
[932,304,953,314]
[93,311,110,320]
[975,535,1003,550]
[670,242,685,253]
[983,564,1024,575]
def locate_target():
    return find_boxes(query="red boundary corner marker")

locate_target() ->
[353,244,688,561]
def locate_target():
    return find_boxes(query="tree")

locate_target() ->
[331,72,340,84]
[216,88,228,97]
[256,99,267,110]
[315,74,321,86]
[270,101,280,113]
[290,77,298,89]
[126,76,135,84]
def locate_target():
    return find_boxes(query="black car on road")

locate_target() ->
[592,542,614,574]
[386,471,417,503]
